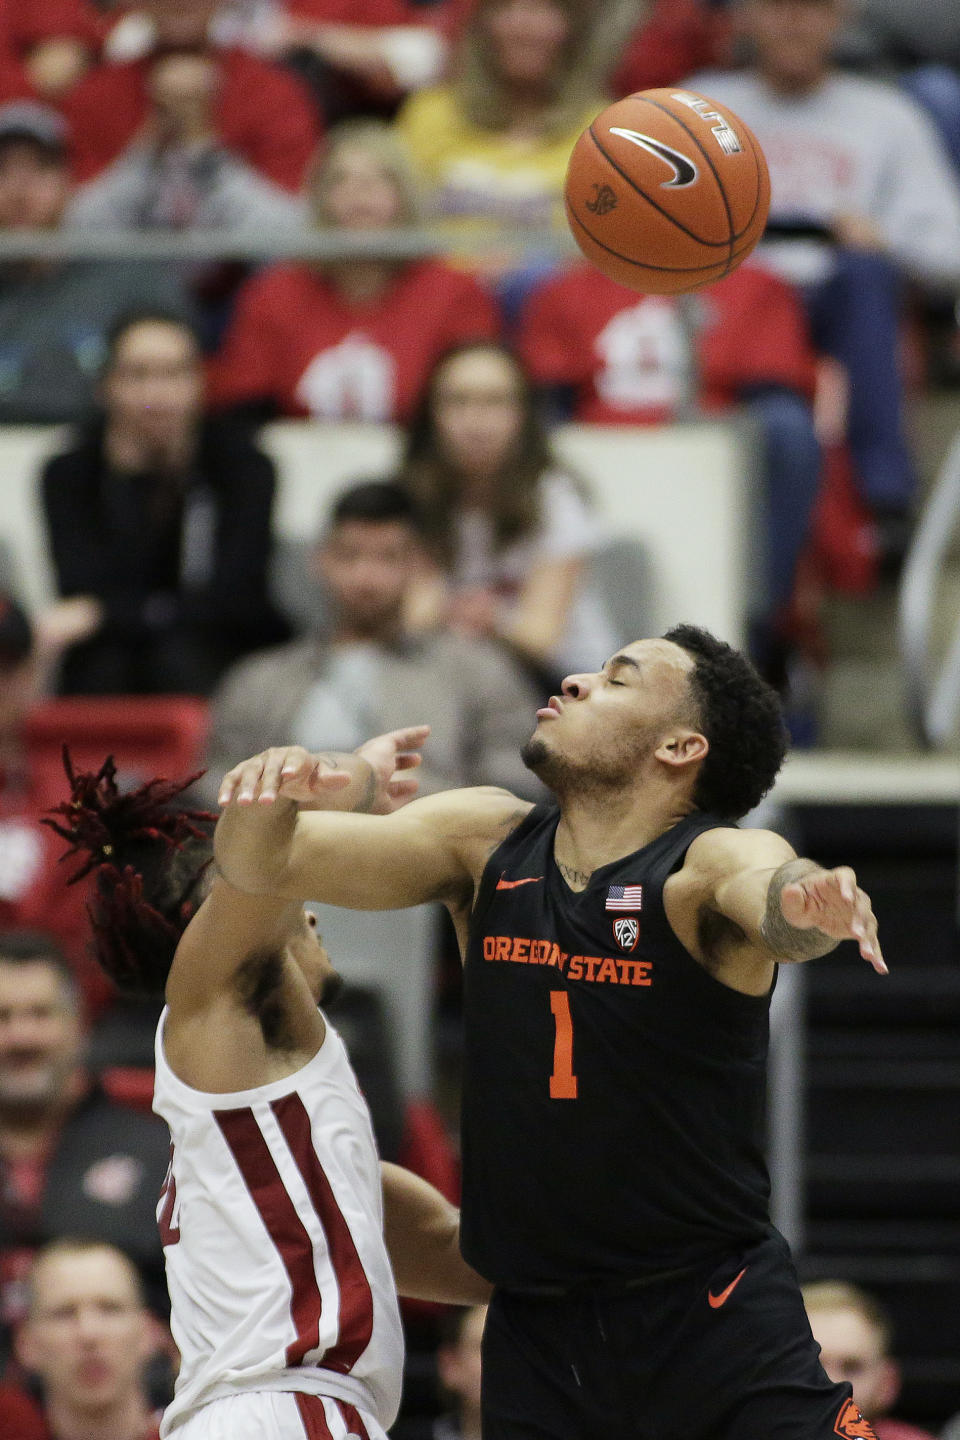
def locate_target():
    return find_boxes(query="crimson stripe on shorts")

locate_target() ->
[214,1106,323,1366]
[295,1393,335,1439]
[337,1399,371,1439]
[272,1092,375,1374]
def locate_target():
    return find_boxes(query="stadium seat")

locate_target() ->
[23,694,211,791]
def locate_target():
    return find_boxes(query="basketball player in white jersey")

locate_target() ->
[46,726,488,1440]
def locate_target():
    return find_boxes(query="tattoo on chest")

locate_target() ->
[557,859,591,892]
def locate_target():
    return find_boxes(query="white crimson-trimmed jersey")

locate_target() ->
[152,1009,404,1436]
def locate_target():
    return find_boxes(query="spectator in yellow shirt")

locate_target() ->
[395,0,610,287]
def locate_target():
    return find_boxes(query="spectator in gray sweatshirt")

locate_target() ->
[694,0,960,560]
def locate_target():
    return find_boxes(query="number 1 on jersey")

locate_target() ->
[549,990,578,1099]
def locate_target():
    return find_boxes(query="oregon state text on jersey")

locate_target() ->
[153,1014,403,1437]
[460,804,776,1289]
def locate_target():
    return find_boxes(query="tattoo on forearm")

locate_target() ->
[557,859,591,892]
[759,859,837,960]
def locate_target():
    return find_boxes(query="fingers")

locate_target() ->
[383,724,430,752]
[392,751,423,772]
[218,747,320,805]
[822,867,887,975]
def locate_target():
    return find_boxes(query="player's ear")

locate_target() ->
[655,729,708,770]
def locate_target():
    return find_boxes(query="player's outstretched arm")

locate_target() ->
[168,729,430,1014]
[381,1163,492,1306]
[215,739,531,911]
[695,828,886,973]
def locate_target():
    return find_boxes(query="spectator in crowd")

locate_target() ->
[40,310,291,697]
[802,1281,938,1440]
[61,0,320,194]
[840,0,960,174]
[693,0,960,555]
[394,0,607,265]
[0,595,121,1005]
[609,0,730,97]
[209,119,498,423]
[0,0,104,107]
[69,45,306,232]
[0,934,170,1368]
[10,1240,160,1440]
[399,341,619,684]
[433,1303,486,1440]
[240,0,453,124]
[517,259,821,677]
[0,100,191,425]
[197,479,542,807]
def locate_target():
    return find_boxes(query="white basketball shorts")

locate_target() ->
[167,1390,389,1440]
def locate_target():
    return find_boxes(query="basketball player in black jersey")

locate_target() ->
[215,624,884,1440]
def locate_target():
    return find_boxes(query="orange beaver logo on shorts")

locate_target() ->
[834,1399,878,1439]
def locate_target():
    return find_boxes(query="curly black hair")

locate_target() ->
[663,624,788,820]
[43,751,216,1000]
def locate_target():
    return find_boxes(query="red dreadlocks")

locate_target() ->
[43,749,218,997]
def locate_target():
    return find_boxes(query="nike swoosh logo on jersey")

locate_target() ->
[496,876,544,890]
[707,1266,747,1309]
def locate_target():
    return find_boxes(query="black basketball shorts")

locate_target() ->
[481,1231,876,1440]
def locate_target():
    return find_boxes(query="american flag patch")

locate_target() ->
[605,884,643,912]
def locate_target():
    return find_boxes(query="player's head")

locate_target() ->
[0,932,82,1122]
[802,1281,898,1421]
[522,625,786,818]
[44,754,343,1013]
[309,118,420,232]
[17,1239,151,1422]
[314,480,427,640]
[43,753,215,1000]
[740,0,845,92]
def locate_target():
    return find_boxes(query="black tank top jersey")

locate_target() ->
[460,803,775,1288]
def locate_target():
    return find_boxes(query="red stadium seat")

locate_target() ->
[24,694,211,789]
[101,1065,156,1114]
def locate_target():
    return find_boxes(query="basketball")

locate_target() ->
[564,88,771,294]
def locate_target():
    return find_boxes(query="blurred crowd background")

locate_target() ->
[0,1,959,1437]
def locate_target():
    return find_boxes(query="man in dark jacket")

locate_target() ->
[40,310,290,696]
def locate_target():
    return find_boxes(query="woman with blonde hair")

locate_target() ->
[400,340,618,684]
[210,118,498,422]
[394,0,610,248]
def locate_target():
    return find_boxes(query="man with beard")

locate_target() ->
[215,624,885,1440]
[0,933,169,1369]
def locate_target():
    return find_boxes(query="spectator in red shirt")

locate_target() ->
[609,0,730,97]
[61,0,320,192]
[0,0,104,107]
[802,1281,939,1440]
[210,119,499,423]
[518,261,822,680]
[250,0,452,123]
[14,1239,161,1440]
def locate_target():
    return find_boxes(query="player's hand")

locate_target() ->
[218,746,353,807]
[780,866,886,974]
[355,726,430,813]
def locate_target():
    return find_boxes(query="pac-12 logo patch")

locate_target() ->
[834,1399,878,1440]
[613,916,640,952]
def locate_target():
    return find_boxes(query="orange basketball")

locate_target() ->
[564,88,770,294]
